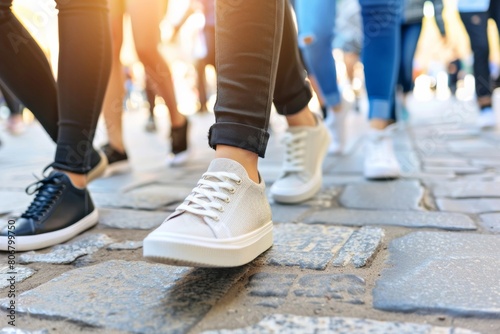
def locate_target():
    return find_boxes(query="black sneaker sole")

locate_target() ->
[0,210,98,252]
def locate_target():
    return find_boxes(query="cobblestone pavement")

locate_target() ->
[0,98,499,334]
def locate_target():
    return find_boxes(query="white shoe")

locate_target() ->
[477,108,496,129]
[325,106,347,155]
[270,114,330,204]
[363,125,401,179]
[165,150,190,167]
[143,158,273,268]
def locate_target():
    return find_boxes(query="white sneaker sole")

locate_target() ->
[364,166,401,180]
[166,150,190,167]
[271,174,323,204]
[143,221,273,268]
[0,209,99,252]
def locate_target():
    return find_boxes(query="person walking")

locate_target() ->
[0,0,112,251]
[101,0,189,174]
[459,0,499,129]
[143,0,330,267]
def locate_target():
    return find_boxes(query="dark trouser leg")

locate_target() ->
[209,0,285,158]
[0,0,58,142]
[0,82,22,115]
[52,0,112,173]
[460,11,491,108]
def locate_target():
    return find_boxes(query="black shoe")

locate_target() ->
[88,148,108,182]
[101,143,129,176]
[0,171,98,251]
[166,118,189,166]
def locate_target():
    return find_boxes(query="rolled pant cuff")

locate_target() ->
[50,162,89,174]
[274,84,312,116]
[368,99,393,120]
[209,122,270,158]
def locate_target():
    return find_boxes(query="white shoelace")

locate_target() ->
[282,131,307,173]
[176,171,242,221]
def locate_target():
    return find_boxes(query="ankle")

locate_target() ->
[215,145,260,183]
[171,114,187,128]
[370,119,394,130]
[56,170,87,189]
[286,106,317,127]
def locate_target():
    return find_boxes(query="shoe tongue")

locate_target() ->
[207,158,248,178]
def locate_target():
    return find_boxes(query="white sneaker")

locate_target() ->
[270,114,330,204]
[143,158,273,268]
[325,106,347,155]
[363,125,401,179]
[477,108,496,129]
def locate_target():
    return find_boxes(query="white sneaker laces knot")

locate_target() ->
[177,171,242,221]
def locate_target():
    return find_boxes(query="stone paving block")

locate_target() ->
[0,328,48,334]
[19,234,114,265]
[402,172,455,181]
[263,224,353,270]
[471,159,500,168]
[294,274,365,304]
[436,198,500,214]
[431,181,500,198]
[0,260,247,334]
[373,231,500,317]
[447,139,496,153]
[269,204,311,224]
[93,184,192,210]
[203,314,480,334]
[421,157,470,167]
[332,227,384,267]
[339,181,424,210]
[459,172,497,181]
[459,151,500,159]
[0,266,35,288]
[107,241,143,250]
[423,166,484,175]
[247,273,297,297]
[479,213,500,234]
[329,153,364,174]
[321,174,366,185]
[98,208,167,230]
[305,208,476,230]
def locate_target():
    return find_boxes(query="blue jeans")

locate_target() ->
[209,0,312,158]
[359,0,402,121]
[399,23,422,93]
[294,0,340,107]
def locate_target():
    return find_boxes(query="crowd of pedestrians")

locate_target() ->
[0,0,498,267]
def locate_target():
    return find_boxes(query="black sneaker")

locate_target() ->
[88,148,108,182]
[166,118,189,166]
[101,143,129,176]
[0,171,98,251]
